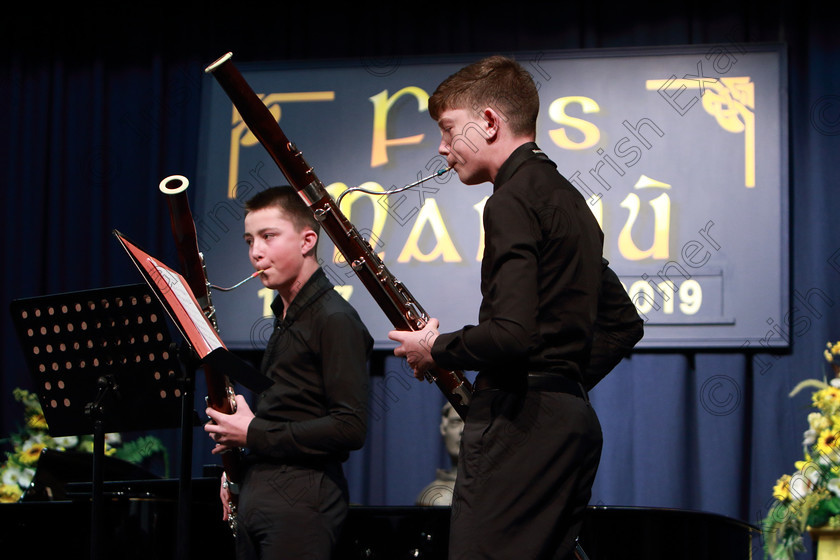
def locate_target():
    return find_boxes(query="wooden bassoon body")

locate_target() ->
[204,52,472,419]
[158,174,242,534]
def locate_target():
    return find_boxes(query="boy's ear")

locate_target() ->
[301,228,319,255]
[482,107,502,140]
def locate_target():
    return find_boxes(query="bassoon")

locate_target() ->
[205,52,473,419]
[158,174,242,533]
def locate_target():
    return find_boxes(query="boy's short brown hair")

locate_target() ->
[428,55,539,137]
[245,186,320,237]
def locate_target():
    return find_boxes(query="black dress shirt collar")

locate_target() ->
[494,141,555,190]
[270,267,333,327]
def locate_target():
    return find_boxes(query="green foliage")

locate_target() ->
[113,435,170,477]
[1,388,170,502]
[762,341,840,558]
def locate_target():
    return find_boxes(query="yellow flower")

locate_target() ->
[0,484,23,503]
[809,412,832,433]
[816,429,840,458]
[814,387,840,414]
[773,474,793,502]
[25,412,48,430]
[17,441,46,466]
[763,342,840,560]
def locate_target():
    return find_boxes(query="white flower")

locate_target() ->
[804,428,818,446]
[2,464,24,486]
[816,449,840,466]
[52,435,79,449]
[830,378,840,388]
[1,464,35,489]
[788,470,814,500]
[829,478,840,497]
[17,467,35,490]
[808,412,831,433]
[105,433,122,446]
[22,433,46,446]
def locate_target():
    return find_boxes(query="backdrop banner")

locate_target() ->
[196,44,788,350]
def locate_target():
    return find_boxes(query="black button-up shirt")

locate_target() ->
[432,142,642,387]
[246,267,372,463]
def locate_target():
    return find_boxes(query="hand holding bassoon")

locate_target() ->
[389,318,441,380]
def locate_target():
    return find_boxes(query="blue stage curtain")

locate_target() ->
[2,8,839,560]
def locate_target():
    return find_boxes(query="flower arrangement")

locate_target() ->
[762,341,840,559]
[0,387,168,503]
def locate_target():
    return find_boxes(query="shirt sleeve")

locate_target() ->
[581,260,644,390]
[431,189,541,372]
[247,310,371,459]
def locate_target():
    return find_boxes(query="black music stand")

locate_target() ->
[9,284,185,560]
[112,229,270,558]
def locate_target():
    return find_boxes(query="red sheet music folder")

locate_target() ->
[113,229,224,359]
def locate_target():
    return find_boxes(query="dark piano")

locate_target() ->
[0,451,758,559]
[0,449,234,559]
[335,505,760,559]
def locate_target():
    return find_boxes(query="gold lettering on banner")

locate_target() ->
[326,181,389,263]
[228,92,335,198]
[618,175,672,260]
[258,287,274,317]
[547,96,601,150]
[397,199,462,263]
[703,78,756,187]
[645,77,755,187]
[369,87,429,168]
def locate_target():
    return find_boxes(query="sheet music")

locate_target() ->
[149,259,223,356]
[114,231,224,358]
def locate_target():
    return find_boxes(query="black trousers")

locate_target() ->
[449,386,603,560]
[235,461,348,560]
